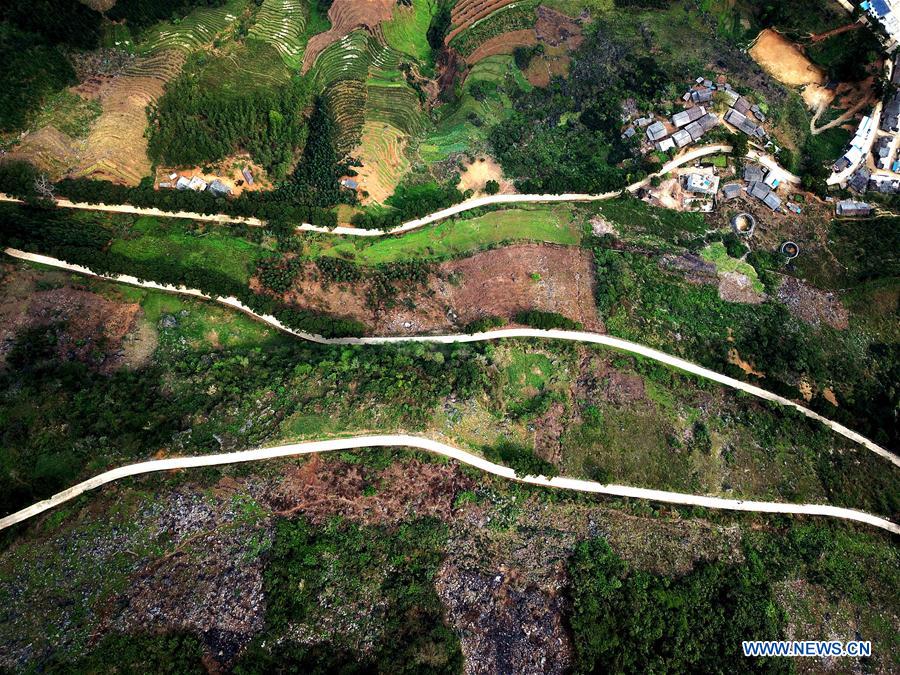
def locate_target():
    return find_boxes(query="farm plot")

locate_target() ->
[301,0,396,73]
[139,0,247,55]
[449,1,540,58]
[382,0,438,63]
[447,0,520,45]
[248,0,309,68]
[350,121,411,204]
[420,55,528,162]
[314,30,371,87]
[74,51,186,185]
[366,39,428,136]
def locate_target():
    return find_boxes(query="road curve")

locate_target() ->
[0,145,800,238]
[6,248,897,468]
[0,434,896,534]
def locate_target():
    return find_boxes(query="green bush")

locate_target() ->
[483,440,558,477]
[513,310,582,331]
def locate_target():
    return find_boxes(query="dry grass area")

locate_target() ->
[75,51,186,185]
[749,29,825,88]
[350,121,411,204]
[7,127,82,181]
[301,0,395,73]
[466,29,537,64]
[258,243,600,334]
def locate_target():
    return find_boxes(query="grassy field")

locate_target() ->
[109,217,265,285]
[321,205,580,263]
[700,242,764,293]
[108,282,288,352]
[382,0,438,64]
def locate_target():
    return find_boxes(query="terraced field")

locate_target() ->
[74,51,187,185]
[365,40,428,136]
[350,122,411,203]
[382,0,438,63]
[447,0,520,45]
[248,0,309,68]
[449,0,541,57]
[139,0,247,55]
[314,30,372,87]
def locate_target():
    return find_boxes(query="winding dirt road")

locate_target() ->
[6,248,896,469]
[0,434,896,534]
[0,145,800,238]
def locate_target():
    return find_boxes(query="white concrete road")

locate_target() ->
[6,248,897,469]
[1,434,897,534]
[0,144,800,238]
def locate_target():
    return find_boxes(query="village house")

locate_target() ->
[836,199,873,217]
[684,173,720,196]
[721,183,742,200]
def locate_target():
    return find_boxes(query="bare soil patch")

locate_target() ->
[749,29,825,88]
[7,126,82,181]
[718,271,766,304]
[727,348,765,378]
[264,244,601,335]
[457,155,513,195]
[534,5,582,49]
[266,455,472,525]
[776,276,849,330]
[0,265,152,372]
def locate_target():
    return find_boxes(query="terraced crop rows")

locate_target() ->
[140,0,246,55]
[447,0,518,44]
[314,30,371,87]
[449,0,539,57]
[248,0,308,68]
[326,80,368,152]
[75,51,188,185]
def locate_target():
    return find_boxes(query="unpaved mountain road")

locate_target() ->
[1,434,897,534]
[6,248,896,470]
[0,145,800,237]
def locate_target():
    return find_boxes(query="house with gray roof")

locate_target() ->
[849,167,871,193]
[672,129,693,148]
[685,121,704,141]
[763,193,781,211]
[721,183,742,200]
[672,105,706,128]
[732,96,752,115]
[698,113,719,132]
[646,121,668,141]
[743,164,765,183]
[691,87,713,104]
[836,199,873,217]
[207,179,231,198]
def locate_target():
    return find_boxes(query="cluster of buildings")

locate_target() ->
[860,0,900,47]
[625,76,776,157]
[705,163,783,212]
[723,95,768,141]
[158,169,251,198]
[833,115,877,174]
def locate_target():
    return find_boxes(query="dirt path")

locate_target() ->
[1,434,897,534]
[809,22,860,42]
[4,248,895,470]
